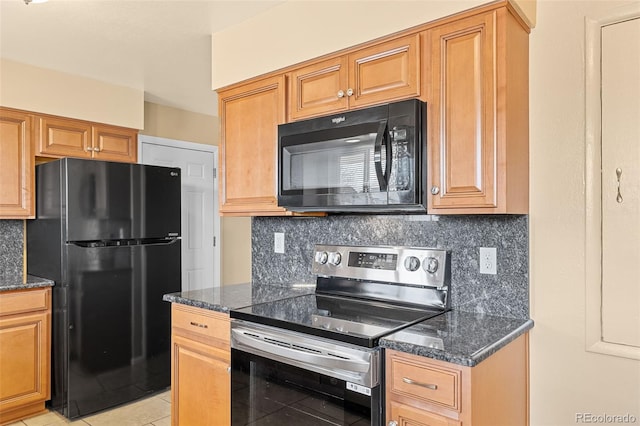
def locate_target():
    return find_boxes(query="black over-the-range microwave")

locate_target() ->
[277,99,426,212]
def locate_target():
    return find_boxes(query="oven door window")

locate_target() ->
[232,349,377,425]
[280,122,389,207]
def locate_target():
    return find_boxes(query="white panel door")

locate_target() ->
[601,17,640,347]
[140,138,218,291]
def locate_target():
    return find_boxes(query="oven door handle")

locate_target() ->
[232,329,371,373]
[373,119,389,191]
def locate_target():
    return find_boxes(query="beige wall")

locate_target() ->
[211,0,536,89]
[220,217,252,285]
[0,59,143,129]
[529,1,640,424]
[141,102,252,286]
[143,102,218,146]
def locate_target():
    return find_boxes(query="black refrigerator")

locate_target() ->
[27,158,181,419]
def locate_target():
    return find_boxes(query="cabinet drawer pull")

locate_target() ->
[189,321,208,329]
[402,377,438,390]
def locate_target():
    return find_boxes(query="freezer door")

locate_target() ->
[60,240,181,418]
[64,159,181,241]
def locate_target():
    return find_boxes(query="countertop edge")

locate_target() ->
[162,293,230,314]
[0,275,55,292]
[380,318,534,367]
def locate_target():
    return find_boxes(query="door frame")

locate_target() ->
[138,134,220,289]
[584,3,640,360]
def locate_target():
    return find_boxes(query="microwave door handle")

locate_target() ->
[373,120,389,191]
[384,126,393,186]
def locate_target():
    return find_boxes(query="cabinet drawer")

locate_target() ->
[0,288,50,317]
[172,304,230,345]
[389,356,461,411]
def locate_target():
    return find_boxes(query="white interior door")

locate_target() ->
[139,135,219,291]
[601,17,640,347]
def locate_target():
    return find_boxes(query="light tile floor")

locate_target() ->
[7,391,171,426]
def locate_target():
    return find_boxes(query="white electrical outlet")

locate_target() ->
[274,232,285,254]
[479,247,497,275]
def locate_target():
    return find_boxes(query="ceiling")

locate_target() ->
[0,0,283,116]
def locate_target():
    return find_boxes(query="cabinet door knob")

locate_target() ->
[93,147,101,152]
[337,90,345,98]
[431,186,440,195]
[346,88,353,97]
[226,366,231,374]
[388,421,398,426]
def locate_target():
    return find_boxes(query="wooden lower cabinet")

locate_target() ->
[388,401,461,426]
[385,334,529,426]
[171,304,230,426]
[0,288,51,425]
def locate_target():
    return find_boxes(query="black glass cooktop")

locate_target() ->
[230,293,445,348]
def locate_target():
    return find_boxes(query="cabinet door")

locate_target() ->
[388,401,461,426]
[35,115,92,158]
[171,334,229,426]
[0,311,50,419]
[92,125,138,163]
[348,34,420,109]
[0,109,34,218]
[218,75,288,215]
[288,56,349,121]
[428,12,497,211]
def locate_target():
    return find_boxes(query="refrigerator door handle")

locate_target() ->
[69,238,179,248]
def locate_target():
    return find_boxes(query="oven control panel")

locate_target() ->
[312,244,450,289]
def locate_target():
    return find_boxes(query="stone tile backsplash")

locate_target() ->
[0,220,24,277]
[252,215,528,319]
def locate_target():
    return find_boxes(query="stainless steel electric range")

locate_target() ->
[230,244,451,426]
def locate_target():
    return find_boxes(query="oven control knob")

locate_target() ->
[403,256,420,272]
[315,251,329,265]
[328,252,342,266]
[424,257,439,274]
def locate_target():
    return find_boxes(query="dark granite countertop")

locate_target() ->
[162,282,316,313]
[164,284,532,368]
[380,310,533,367]
[0,274,54,292]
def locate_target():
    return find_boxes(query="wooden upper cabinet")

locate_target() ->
[35,115,137,163]
[288,34,420,121]
[427,8,529,214]
[0,108,34,219]
[36,115,92,159]
[92,125,137,163]
[348,34,420,109]
[218,75,288,216]
[288,56,349,121]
